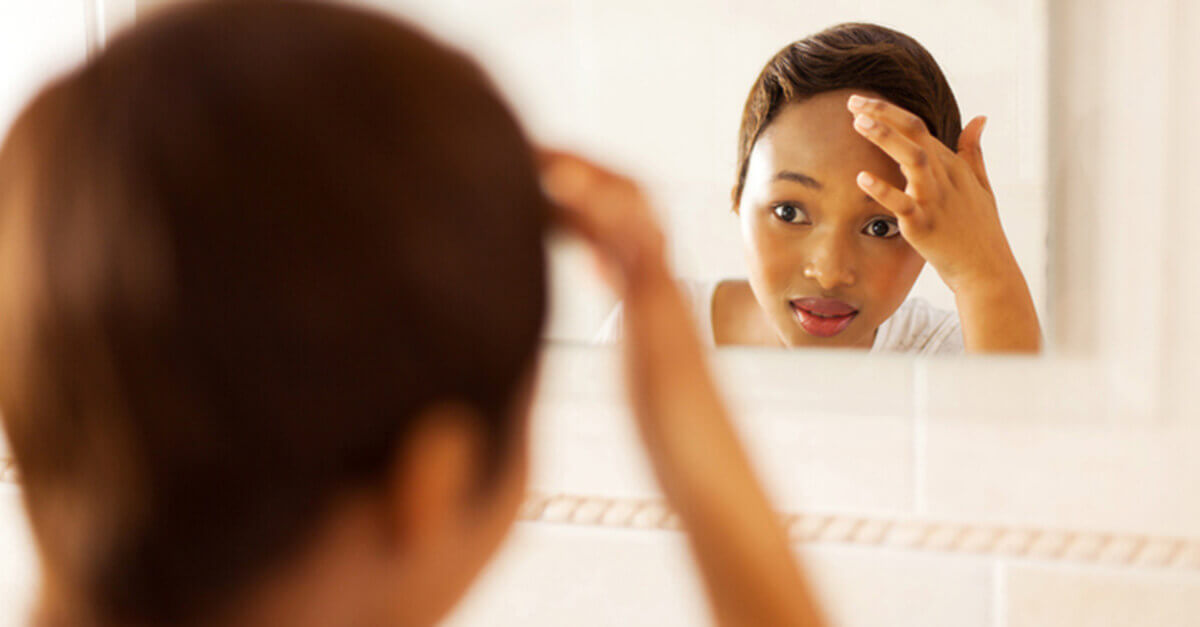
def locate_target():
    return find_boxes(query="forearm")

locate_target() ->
[953,261,1041,353]
[621,265,825,627]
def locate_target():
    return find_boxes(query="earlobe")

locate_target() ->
[384,403,485,552]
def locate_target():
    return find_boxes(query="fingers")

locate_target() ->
[956,115,993,194]
[848,97,951,201]
[541,151,638,237]
[538,148,665,282]
[856,170,924,227]
[848,95,931,142]
[851,113,944,200]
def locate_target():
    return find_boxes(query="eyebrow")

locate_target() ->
[773,170,822,189]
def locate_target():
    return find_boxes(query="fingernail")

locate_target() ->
[848,95,867,112]
[858,171,875,186]
[855,114,876,130]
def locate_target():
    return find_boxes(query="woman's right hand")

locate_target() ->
[539,149,669,295]
[541,150,826,627]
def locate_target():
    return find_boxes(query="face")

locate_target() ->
[737,89,926,348]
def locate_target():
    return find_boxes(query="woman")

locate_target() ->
[0,1,823,625]
[599,23,1041,354]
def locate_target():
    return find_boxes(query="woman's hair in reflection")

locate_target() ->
[0,1,547,624]
[732,22,963,206]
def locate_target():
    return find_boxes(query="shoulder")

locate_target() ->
[873,298,963,355]
[593,278,719,345]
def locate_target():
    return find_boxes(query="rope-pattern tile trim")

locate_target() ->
[4,466,1194,570]
[519,492,1200,571]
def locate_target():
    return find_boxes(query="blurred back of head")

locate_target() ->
[0,0,547,623]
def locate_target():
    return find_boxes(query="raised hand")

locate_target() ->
[539,149,668,295]
[848,95,1013,292]
[847,95,1041,352]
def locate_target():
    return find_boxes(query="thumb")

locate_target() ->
[957,115,993,194]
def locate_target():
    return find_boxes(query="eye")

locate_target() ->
[771,203,810,225]
[863,217,900,238]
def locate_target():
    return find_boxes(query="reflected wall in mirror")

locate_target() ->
[357,0,1048,352]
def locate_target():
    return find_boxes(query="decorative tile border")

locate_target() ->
[519,493,1200,571]
[5,465,1194,571]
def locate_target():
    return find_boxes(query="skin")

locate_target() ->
[733,89,925,349]
[725,88,1042,353]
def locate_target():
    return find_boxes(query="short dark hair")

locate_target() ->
[733,22,962,206]
[0,1,546,624]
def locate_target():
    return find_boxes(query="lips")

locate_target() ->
[790,297,859,338]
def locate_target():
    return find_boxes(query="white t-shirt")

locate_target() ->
[594,279,963,355]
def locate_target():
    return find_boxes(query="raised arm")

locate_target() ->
[542,151,826,627]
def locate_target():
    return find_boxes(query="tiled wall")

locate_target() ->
[439,344,1200,627]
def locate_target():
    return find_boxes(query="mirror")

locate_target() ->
[353,0,1049,353]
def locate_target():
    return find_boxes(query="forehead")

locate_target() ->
[749,89,897,182]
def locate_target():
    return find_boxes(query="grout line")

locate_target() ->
[992,559,1009,627]
[913,360,929,516]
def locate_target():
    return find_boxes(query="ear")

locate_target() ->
[386,403,486,551]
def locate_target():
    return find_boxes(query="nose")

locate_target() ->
[803,233,856,290]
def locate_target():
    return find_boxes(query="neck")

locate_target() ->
[223,501,391,627]
[712,280,785,347]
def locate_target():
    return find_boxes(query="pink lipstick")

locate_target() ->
[790,297,858,338]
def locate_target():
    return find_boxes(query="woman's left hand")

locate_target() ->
[847,95,1019,294]
[848,95,1041,352]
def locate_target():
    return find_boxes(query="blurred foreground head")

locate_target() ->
[0,1,547,624]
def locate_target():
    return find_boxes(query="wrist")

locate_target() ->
[942,250,1023,297]
[952,266,1030,308]
[624,254,674,298]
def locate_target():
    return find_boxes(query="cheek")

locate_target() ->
[861,245,924,300]
[741,214,794,285]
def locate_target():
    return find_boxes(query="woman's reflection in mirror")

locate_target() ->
[597,24,1041,354]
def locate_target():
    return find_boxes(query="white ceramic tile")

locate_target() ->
[921,355,1106,424]
[1162,0,1200,426]
[531,346,915,513]
[800,544,994,627]
[715,347,915,418]
[1005,562,1200,627]
[737,405,914,514]
[528,398,659,500]
[717,351,914,514]
[446,521,994,627]
[443,523,711,627]
[0,486,37,627]
[924,369,1200,535]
